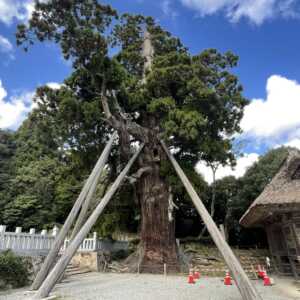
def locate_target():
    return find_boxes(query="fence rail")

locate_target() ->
[0,225,128,256]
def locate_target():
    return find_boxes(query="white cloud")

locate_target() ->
[0,35,12,52]
[46,82,61,90]
[0,80,62,130]
[0,35,14,60]
[162,0,179,19]
[180,0,299,25]
[0,0,34,25]
[241,75,300,143]
[0,80,36,130]
[282,138,300,150]
[196,153,259,184]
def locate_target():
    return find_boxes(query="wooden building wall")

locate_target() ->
[265,212,300,278]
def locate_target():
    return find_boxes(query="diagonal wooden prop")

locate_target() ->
[160,140,263,300]
[33,144,144,299]
[70,158,104,240]
[31,132,118,291]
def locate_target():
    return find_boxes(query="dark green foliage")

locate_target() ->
[0,250,29,289]
[212,147,289,246]
[2,112,83,230]
[111,249,132,261]
[94,183,140,238]
[16,2,247,171]
[237,147,288,212]
[0,130,16,224]
[16,0,117,68]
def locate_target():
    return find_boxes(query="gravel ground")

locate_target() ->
[0,273,298,300]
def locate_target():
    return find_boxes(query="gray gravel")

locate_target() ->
[0,273,298,300]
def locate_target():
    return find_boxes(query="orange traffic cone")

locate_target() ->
[257,265,263,278]
[260,268,266,280]
[224,271,232,285]
[263,271,272,286]
[188,270,195,284]
[193,269,200,280]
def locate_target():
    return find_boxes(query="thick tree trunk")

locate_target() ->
[137,141,180,273]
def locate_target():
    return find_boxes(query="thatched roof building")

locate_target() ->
[240,149,300,278]
[240,149,300,227]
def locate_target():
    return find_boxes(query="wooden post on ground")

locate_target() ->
[33,145,144,299]
[31,132,117,291]
[160,140,263,300]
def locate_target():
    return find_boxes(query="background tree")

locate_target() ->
[0,130,16,224]
[16,0,248,272]
[212,147,289,246]
[2,112,81,230]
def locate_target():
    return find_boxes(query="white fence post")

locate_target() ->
[15,227,22,250]
[93,232,97,251]
[0,225,6,249]
[15,227,22,234]
[52,226,59,237]
[41,230,47,236]
[0,225,6,233]
[29,228,36,252]
[41,230,47,250]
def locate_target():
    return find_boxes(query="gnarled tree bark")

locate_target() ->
[137,135,180,273]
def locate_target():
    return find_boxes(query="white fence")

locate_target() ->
[0,225,128,256]
[63,232,98,252]
[0,225,58,256]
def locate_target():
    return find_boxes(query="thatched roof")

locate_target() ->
[240,149,300,228]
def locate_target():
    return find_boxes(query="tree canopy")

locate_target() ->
[16,0,247,169]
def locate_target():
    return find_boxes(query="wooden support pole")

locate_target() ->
[33,144,144,299]
[31,132,117,291]
[219,224,227,242]
[70,160,104,240]
[160,140,262,300]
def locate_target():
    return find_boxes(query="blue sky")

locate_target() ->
[0,0,300,182]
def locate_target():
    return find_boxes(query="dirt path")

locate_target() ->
[272,276,300,299]
[0,273,299,300]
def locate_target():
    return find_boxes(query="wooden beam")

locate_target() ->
[219,224,227,242]
[70,163,102,240]
[31,132,117,290]
[33,144,144,299]
[160,140,263,300]
[282,224,299,279]
[291,223,300,257]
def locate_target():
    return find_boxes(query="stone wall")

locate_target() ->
[184,244,272,278]
[23,256,46,282]
[71,252,99,272]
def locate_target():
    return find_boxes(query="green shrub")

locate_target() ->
[111,249,130,261]
[0,250,29,289]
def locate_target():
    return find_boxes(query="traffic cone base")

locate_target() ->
[188,274,195,284]
[224,272,232,285]
[263,273,272,286]
[257,265,264,278]
[193,271,200,280]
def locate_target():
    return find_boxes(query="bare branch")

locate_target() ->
[132,166,152,179]
[100,81,148,142]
